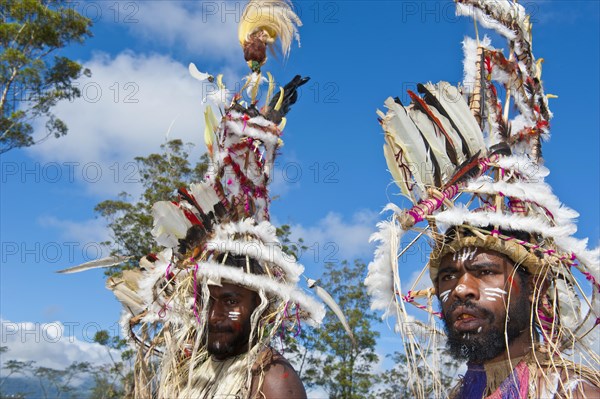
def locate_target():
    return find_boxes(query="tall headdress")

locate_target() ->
[365,0,599,397]
[61,1,328,397]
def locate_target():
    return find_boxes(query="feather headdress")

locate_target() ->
[366,1,599,397]
[58,1,351,397]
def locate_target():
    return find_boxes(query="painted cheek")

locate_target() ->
[507,275,519,295]
[439,289,451,303]
[482,287,508,302]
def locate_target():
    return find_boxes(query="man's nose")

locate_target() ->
[452,273,479,301]
[208,301,226,322]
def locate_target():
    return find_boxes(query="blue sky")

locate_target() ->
[1,0,598,375]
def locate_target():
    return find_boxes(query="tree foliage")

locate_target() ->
[88,330,136,399]
[94,139,209,274]
[300,260,380,399]
[0,347,93,399]
[376,350,461,398]
[1,0,92,153]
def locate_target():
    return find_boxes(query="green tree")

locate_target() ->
[88,330,136,399]
[95,139,209,274]
[300,260,380,399]
[1,346,94,399]
[376,350,460,398]
[0,346,34,398]
[33,361,91,399]
[1,0,92,153]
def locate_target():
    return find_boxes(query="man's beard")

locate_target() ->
[442,300,530,364]
[206,318,253,358]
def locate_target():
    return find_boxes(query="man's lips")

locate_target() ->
[451,307,485,332]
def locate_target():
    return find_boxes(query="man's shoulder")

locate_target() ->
[251,347,307,399]
[536,362,600,399]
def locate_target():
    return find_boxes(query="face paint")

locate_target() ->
[483,287,507,302]
[440,289,451,303]
[453,247,478,262]
[507,275,519,294]
[206,283,258,360]
[439,249,533,363]
[484,288,507,296]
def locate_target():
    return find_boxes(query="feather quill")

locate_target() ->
[204,106,219,156]
[382,140,413,201]
[188,63,213,82]
[106,270,146,315]
[407,108,453,185]
[419,82,486,158]
[56,255,131,274]
[380,97,434,192]
[307,278,356,346]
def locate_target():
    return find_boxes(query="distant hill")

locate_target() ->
[0,376,94,399]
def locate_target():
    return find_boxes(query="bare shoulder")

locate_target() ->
[252,349,307,399]
[565,378,600,399]
[540,364,600,399]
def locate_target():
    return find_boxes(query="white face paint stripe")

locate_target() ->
[484,288,508,295]
[454,246,478,263]
[228,311,240,320]
[484,292,503,298]
[440,290,451,303]
[468,247,477,260]
[458,248,469,262]
[485,297,497,301]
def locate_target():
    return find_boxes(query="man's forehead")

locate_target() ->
[440,247,512,266]
[209,282,257,297]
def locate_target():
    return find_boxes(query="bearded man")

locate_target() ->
[365,1,600,398]
[432,229,600,398]
[60,1,328,397]
[178,255,307,398]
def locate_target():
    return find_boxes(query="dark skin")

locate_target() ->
[436,248,600,398]
[207,283,307,399]
[436,248,532,363]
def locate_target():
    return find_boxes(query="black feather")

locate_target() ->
[417,83,473,159]
[264,75,310,124]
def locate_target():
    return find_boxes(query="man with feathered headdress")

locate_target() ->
[365,1,600,398]
[136,1,313,397]
[60,1,330,397]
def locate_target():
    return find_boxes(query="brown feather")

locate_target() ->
[408,90,459,166]
[443,151,482,189]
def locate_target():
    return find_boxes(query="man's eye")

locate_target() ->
[440,274,455,281]
[478,269,493,276]
[225,299,238,306]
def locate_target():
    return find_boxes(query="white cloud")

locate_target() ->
[127,1,240,62]
[38,216,110,246]
[0,319,120,372]
[289,210,379,261]
[28,51,212,197]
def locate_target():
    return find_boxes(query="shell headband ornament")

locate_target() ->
[365,0,599,396]
[59,1,349,397]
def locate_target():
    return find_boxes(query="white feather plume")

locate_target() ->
[151,201,193,248]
